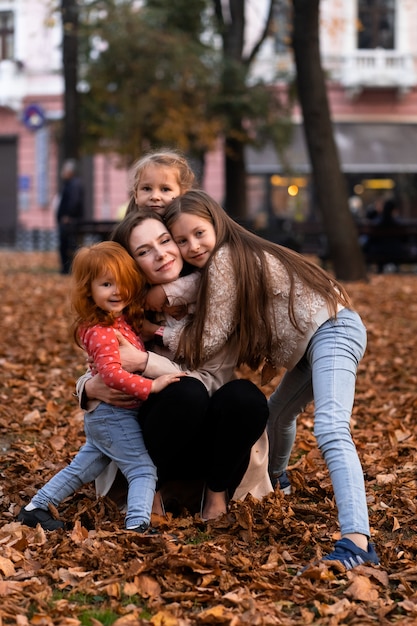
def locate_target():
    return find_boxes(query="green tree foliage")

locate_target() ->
[79,0,290,212]
[212,0,281,216]
[79,0,220,164]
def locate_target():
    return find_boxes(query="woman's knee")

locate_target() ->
[142,377,208,415]
[211,379,269,427]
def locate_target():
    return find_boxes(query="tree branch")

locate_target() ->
[245,0,277,66]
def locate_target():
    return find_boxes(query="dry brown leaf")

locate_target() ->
[150,611,182,626]
[113,614,143,625]
[345,574,379,601]
[0,555,16,577]
[2,253,417,625]
[134,574,161,598]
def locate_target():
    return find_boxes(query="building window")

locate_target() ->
[273,0,292,54]
[357,0,395,50]
[0,11,14,61]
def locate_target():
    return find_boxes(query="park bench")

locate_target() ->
[76,218,417,272]
[77,220,119,242]
[358,220,417,272]
[282,219,417,271]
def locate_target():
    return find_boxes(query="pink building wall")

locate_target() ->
[2,0,417,237]
[328,85,417,120]
[1,92,224,233]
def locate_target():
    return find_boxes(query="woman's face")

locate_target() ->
[129,218,183,284]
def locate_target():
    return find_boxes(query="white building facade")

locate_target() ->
[0,0,130,247]
[246,0,417,223]
[1,0,417,246]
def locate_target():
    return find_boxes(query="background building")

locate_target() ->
[1,0,416,248]
[0,0,130,248]
[246,0,417,225]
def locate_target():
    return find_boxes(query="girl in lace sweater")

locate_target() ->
[163,189,380,570]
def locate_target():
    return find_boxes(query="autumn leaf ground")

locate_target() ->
[1,250,417,625]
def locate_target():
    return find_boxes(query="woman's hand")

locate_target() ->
[145,285,167,312]
[85,375,134,407]
[114,331,149,372]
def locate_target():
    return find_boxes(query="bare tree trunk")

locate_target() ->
[292,0,367,281]
[61,0,79,160]
[224,135,247,220]
[216,0,247,218]
[213,0,276,220]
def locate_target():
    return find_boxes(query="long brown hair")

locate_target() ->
[164,190,352,370]
[70,241,146,347]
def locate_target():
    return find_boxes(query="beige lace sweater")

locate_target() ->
[167,245,339,372]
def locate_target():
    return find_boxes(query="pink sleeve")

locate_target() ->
[82,326,152,401]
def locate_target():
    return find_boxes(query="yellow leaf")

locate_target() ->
[104,582,121,598]
[150,610,180,626]
[196,605,232,623]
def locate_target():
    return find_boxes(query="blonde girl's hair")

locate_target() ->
[164,190,352,370]
[70,241,146,347]
[126,148,197,216]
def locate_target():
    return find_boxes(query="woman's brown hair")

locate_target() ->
[164,190,352,370]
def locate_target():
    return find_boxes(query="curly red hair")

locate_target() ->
[70,241,146,346]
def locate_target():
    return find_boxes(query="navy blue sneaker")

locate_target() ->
[17,507,64,531]
[271,470,291,495]
[322,538,380,570]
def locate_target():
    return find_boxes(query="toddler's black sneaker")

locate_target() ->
[271,470,291,495]
[17,507,64,531]
[131,522,150,533]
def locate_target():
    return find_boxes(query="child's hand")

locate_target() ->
[145,285,168,312]
[164,304,188,320]
[151,373,186,393]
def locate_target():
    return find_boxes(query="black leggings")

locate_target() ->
[138,376,268,495]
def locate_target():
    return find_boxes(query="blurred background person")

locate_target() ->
[57,159,84,274]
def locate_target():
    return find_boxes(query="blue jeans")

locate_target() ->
[267,309,369,537]
[31,403,157,529]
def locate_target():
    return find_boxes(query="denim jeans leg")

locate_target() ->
[85,404,157,529]
[31,438,110,510]
[307,309,369,537]
[267,357,313,478]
